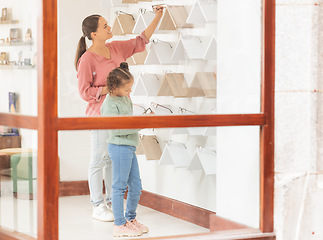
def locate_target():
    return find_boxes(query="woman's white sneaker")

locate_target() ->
[92,203,114,222]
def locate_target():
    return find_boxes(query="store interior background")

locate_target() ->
[2,0,301,238]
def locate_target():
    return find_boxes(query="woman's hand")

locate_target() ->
[144,6,165,40]
[153,6,164,19]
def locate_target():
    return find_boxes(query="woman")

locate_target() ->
[75,7,164,222]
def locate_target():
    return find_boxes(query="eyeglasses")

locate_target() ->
[151,39,173,49]
[178,107,196,114]
[133,104,155,115]
[115,11,134,20]
[151,102,173,113]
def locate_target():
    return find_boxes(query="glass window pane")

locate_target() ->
[0,127,37,238]
[58,126,259,239]
[58,0,261,118]
[0,2,38,116]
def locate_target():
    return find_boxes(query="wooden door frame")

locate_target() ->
[0,0,275,239]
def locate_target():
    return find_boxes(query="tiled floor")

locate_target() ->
[0,177,209,240]
[59,195,209,240]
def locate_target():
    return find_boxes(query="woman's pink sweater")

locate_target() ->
[77,33,149,116]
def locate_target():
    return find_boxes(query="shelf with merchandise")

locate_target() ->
[0,40,33,47]
[0,64,35,70]
[0,20,19,24]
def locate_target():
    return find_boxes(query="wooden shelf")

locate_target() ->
[0,20,19,24]
[0,41,33,47]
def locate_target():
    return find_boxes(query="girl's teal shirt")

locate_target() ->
[100,95,139,146]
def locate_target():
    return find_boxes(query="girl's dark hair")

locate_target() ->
[107,62,133,94]
[74,14,101,70]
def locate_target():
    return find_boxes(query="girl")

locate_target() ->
[75,7,163,222]
[101,62,145,237]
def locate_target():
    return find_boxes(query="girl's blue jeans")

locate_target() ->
[108,143,142,226]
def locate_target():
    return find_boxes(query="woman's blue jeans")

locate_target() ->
[108,144,142,226]
[89,130,112,205]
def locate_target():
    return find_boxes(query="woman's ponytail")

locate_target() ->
[74,14,101,71]
[74,35,87,70]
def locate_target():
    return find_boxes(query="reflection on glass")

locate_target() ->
[0,127,37,237]
[58,126,259,238]
[0,1,38,116]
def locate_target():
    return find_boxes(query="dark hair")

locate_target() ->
[107,62,133,94]
[74,14,101,70]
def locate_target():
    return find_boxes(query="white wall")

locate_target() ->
[275,0,323,239]
[216,0,261,228]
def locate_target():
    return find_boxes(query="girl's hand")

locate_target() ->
[153,6,164,19]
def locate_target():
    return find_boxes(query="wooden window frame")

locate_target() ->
[0,0,275,239]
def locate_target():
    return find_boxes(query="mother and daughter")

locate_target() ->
[75,6,164,237]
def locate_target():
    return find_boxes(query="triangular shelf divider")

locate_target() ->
[146,41,175,64]
[110,0,124,6]
[168,6,193,28]
[204,37,217,60]
[145,46,160,65]
[157,73,189,98]
[136,140,144,155]
[170,128,189,135]
[187,127,208,136]
[196,72,217,98]
[158,8,176,30]
[155,41,176,64]
[187,151,204,171]
[133,49,148,65]
[133,11,155,34]
[140,135,162,160]
[171,39,186,61]
[187,74,205,97]
[133,76,148,96]
[112,13,135,35]
[126,56,135,65]
[112,17,124,35]
[141,74,162,96]
[199,0,217,22]
[196,148,217,175]
[187,0,217,24]
[187,1,206,25]
[122,0,138,3]
[172,37,204,60]
[204,127,217,136]
[159,142,191,167]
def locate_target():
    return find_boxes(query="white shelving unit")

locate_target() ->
[187,0,217,25]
